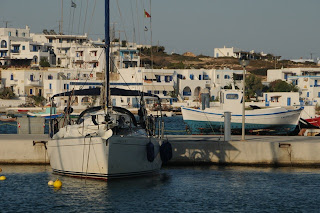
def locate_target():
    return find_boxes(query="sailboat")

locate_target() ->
[47,0,171,180]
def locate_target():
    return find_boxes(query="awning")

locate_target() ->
[144,72,174,76]
[143,85,174,92]
[144,73,156,79]
[51,88,160,99]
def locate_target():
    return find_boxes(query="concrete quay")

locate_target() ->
[0,134,50,164]
[1,134,320,167]
[166,135,320,167]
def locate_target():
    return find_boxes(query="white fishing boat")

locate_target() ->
[182,89,302,135]
[27,107,63,118]
[47,1,171,180]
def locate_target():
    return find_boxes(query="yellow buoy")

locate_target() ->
[53,179,62,188]
[48,180,54,186]
[0,176,6,181]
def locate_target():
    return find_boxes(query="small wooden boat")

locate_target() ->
[0,116,16,122]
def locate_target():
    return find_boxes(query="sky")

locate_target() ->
[1,0,320,60]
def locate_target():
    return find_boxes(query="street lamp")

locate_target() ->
[239,56,249,141]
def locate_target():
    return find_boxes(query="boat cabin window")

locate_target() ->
[226,94,239,99]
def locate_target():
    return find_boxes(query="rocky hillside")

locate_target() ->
[139,48,319,77]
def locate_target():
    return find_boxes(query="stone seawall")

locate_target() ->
[1,134,320,167]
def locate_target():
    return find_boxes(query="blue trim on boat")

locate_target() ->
[184,119,297,135]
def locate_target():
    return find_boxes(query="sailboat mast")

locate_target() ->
[105,0,110,108]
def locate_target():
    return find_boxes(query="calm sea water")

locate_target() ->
[0,165,320,212]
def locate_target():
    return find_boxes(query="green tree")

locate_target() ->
[31,95,46,106]
[268,80,298,92]
[245,74,263,99]
[0,87,16,99]
[39,57,50,67]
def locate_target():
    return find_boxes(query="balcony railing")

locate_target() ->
[27,79,42,86]
[11,50,20,53]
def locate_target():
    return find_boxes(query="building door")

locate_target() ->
[287,97,291,106]
[132,98,139,108]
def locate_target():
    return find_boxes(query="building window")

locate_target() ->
[307,92,309,97]
[49,39,53,43]
[226,94,239,99]
[217,75,219,79]
[1,40,7,48]
[30,89,33,95]
[22,32,25,37]
[8,32,11,36]
[154,91,159,94]
[49,83,52,89]
[163,91,167,96]
[10,74,13,80]
[190,74,194,80]
[64,84,69,90]
[48,74,53,80]
[224,75,230,79]
[59,39,62,43]
[22,46,25,50]
[16,30,18,36]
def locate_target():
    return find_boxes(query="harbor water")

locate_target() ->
[0,115,187,135]
[0,165,320,212]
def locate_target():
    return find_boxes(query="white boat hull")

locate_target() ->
[182,107,302,134]
[47,135,162,180]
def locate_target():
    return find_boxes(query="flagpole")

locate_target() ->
[149,0,153,69]
[60,0,63,34]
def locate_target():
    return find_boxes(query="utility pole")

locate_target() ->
[60,0,64,34]
[2,21,11,28]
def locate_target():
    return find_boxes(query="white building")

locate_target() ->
[259,92,300,107]
[1,68,103,110]
[214,46,242,58]
[0,26,52,66]
[267,67,320,105]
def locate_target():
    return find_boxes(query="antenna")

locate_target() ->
[310,53,314,60]
[2,20,11,28]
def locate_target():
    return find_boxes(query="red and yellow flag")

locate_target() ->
[144,9,151,18]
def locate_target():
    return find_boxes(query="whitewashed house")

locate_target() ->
[0,26,52,66]
[267,67,320,104]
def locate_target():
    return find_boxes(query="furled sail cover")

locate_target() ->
[51,88,160,99]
